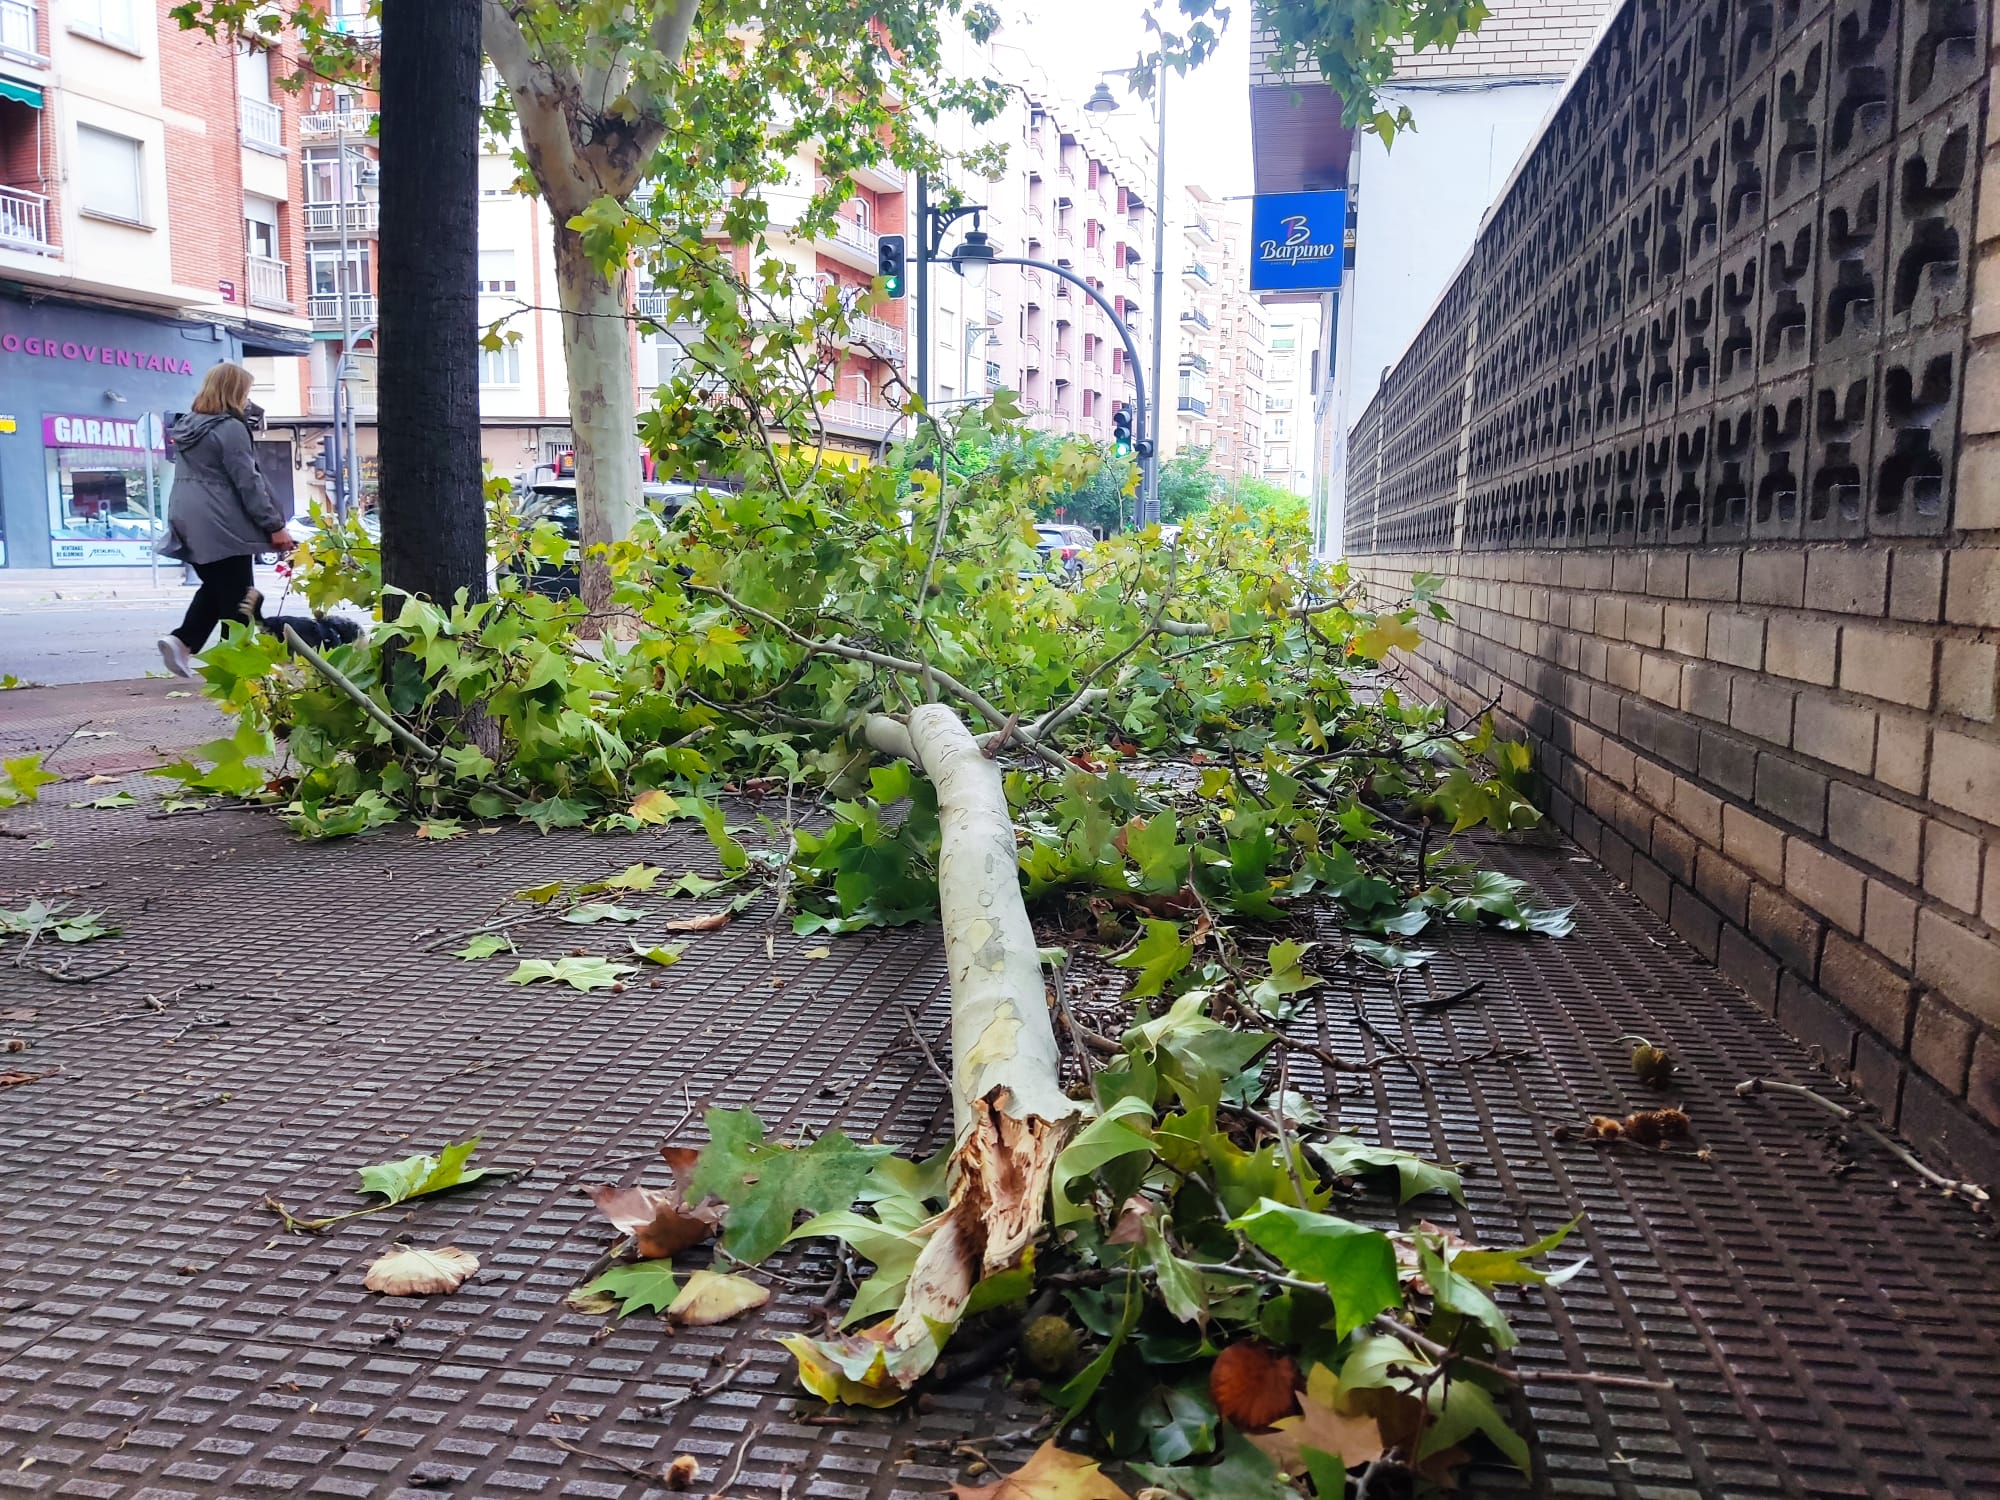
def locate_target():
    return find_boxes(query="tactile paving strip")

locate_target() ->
[3,785,1998,1498]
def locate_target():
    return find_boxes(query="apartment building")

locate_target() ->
[1174,185,1266,482]
[1261,307,1318,496]
[0,0,313,569]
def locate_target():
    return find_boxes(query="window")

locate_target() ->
[236,41,272,101]
[305,146,365,204]
[478,249,518,294]
[1270,415,1289,438]
[78,126,144,223]
[309,245,369,296]
[479,342,521,386]
[244,195,280,260]
[71,0,140,50]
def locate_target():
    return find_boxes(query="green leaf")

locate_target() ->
[628,939,688,966]
[1052,1278,1141,1421]
[1448,1216,1587,1288]
[687,1107,892,1265]
[561,902,650,925]
[513,881,565,904]
[1112,919,1195,997]
[1248,939,1319,1017]
[1421,1375,1530,1473]
[70,790,138,809]
[1311,1136,1463,1204]
[591,863,664,892]
[519,794,595,832]
[1230,1199,1400,1339]
[416,819,465,840]
[1349,938,1432,970]
[357,1138,495,1205]
[575,1260,680,1317]
[1130,1425,1296,1500]
[505,956,637,991]
[454,933,516,961]
[1143,1217,1206,1326]
[1419,1239,1515,1350]
[1050,1094,1155,1226]
[1126,811,1191,894]
[0,754,59,806]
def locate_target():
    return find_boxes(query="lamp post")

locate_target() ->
[1084,55,1167,525]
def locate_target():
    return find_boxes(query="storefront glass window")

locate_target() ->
[42,413,167,566]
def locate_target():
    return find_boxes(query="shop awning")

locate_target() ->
[0,78,43,109]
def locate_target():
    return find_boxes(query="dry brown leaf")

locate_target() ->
[947,1440,1132,1500]
[583,1182,719,1260]
[666,1269,769,1326]
[363,1245,479,1296]
[1208,1341,1299,1430]
[662,909,733,933]
[1250,1366,1385,1474]
[0,1070,51,1088]
[658,1144,702,1184]
[1104,1195,1157,1246]
[0,1009,38,1022]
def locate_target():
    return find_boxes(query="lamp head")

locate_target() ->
[1084,81,1120,113]
[952,227,997,290]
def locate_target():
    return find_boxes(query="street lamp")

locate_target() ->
[950,226,996,288]
[1081,63,1168,526]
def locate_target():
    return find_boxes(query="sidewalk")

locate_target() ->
[2,686,1997,1497]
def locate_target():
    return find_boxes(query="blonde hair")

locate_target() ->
[191,361,255,416]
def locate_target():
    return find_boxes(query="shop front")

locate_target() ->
[0,294,309,568]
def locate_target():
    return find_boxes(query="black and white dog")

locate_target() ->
[239,587,364,650]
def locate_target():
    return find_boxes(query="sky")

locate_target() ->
[1009,0,1255,205]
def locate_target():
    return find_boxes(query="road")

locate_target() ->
[0,563,307,684]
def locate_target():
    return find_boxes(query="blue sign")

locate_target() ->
[1249,190,1347,293]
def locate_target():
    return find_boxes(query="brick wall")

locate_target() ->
[1340,0,2000,1178]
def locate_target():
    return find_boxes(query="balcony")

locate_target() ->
[246,254,291,311]
[1183,260,1214,286]
[1178,395,1209,415]
[0,185,51,254]
[1022,201,1044,229]
[1021,336,1042,370]
[845,311,905,358]
[1180,307,1212,331]
[301,109,377,142]
[304,201,379,237]
[1180,351,1210,373]
[1186,214,1217,242]
[984,286,1004,325]
[0,0,42,64]
[307,383,379,417]
[310,293,377,328]
[819,398,899,437]
[1051,349,1073,382]
[1084,359,1105,388]
[239,96,284,154]
[820,214,880,270]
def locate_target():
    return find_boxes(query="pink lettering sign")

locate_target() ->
[2,334,194,376]
[42,413,163,451]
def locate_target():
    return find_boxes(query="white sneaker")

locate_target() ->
[157,635,193,678]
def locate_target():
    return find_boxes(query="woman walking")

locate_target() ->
[155,362,293,677]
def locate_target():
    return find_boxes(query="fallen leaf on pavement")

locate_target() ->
[584,1181,720,1259]
[359,1139,498,1205]
[0,1070,52,1087]
[629,789,677,824]
[662,909,733,933]
[364,1245,479,1295]
[570,1259,679,1316]
[947,1440,1132,1499]
[666,1269,769,1326]
[0,1009,38,1022]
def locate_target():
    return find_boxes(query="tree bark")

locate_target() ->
[855,704,1081,1384]
[552,219,641,621]
[377,0,485,612]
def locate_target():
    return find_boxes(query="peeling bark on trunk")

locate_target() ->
[859,704,1082,1381]
[552,220,641,624]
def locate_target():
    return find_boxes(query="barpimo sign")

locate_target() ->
[1249,190,1348,294]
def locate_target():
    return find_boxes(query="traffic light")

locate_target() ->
[1111,404,1133,456]
[877,233,907,300]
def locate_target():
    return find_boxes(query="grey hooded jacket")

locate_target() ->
[157,412,287,565]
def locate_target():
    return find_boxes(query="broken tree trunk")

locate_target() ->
[796,703,1082,1394]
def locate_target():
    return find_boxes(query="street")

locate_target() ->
[0,564,323,685]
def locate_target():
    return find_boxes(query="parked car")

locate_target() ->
[1034,524,1095,576]
[502,477,715,598]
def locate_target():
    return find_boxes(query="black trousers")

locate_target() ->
[172,554,255,652]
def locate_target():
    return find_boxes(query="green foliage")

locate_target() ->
[357,1139,496,1205]
[687,1107,893,1265]
[506,956,637,991]
[0,901,118,945]
[1154,0,1492,144]
[575,1260,681,1318]
[0,753,57,807]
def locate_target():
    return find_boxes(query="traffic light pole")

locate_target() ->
[913,172,929,406]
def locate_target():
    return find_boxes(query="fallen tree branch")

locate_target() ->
[1735,1077,1989,1205]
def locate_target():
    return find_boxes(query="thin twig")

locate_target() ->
[1370,1315,1674,1392]
[900,1005,953,1091]
[644,1352,757,1421]
[1736,1077,1989,1204]
[547,1435,669,1483]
